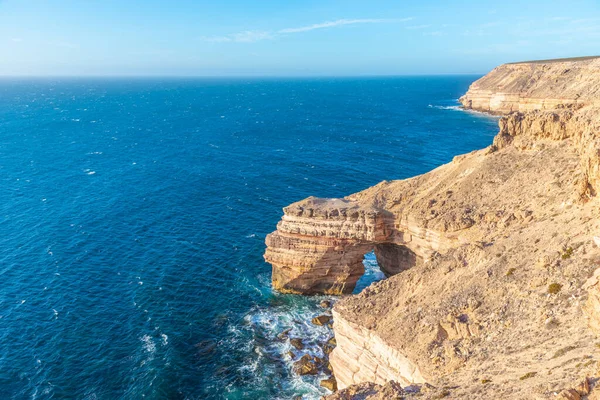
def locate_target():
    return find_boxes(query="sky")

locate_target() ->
[1,0,599,76]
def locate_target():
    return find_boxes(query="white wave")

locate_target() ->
[161,334,168,346]
[231,297,336,398]
[429,103,500,118]
[140,334,156,353]
[429,104,462,111]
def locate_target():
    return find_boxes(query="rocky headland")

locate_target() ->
[265,56,600,399]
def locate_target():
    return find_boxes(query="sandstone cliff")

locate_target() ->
[265,56,600,399]
[459,56,600,113]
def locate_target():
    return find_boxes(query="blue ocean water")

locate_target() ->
[0,77,498,399]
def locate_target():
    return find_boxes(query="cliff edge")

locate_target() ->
[459,56,600,113]
[264,57,600,399]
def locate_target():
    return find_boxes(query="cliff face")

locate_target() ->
[264,57,600,399]
[459,56,600,113]
[264,196,457,295]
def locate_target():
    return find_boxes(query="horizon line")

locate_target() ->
[0,72,487,79]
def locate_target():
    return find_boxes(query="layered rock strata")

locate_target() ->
[264,57,600,399]
[330,309,426,388]
[265,197,465,294]
[459,56,600,113]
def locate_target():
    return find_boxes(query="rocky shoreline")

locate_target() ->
[274,299,339,396]
[266,56,600,399]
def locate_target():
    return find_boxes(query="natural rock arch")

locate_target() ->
[264,197,427,295]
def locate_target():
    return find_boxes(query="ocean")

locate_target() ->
[0,77,498,399]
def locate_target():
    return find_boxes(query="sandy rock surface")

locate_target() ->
[264,57,600,399]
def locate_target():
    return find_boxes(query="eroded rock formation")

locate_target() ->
[459,56,600,113]
[264,195,465,294]
[265,198,393,294]
[264,56,600,399]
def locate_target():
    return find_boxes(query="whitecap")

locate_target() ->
[430,104,499,118]
[161,334,168,346]
[140,335,156,353]
[434,105,462,111]
[86,171,96,175]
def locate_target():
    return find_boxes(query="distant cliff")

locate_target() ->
[265,57,600,399]
[459,56,600,113]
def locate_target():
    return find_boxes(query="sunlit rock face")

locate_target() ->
[459,56,600,114]
[265,57,600,398]
[329,309,426,390]
[585,269,600,335]
[263,197,444,295]
[264,197,396,294]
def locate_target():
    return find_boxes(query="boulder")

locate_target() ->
[293,354,318,375]
[312,315,332,326]
[289,338,304,350]
[321,377,338,391]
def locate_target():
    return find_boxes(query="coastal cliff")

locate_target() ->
[265,56,600,399]
[459,56,600,113]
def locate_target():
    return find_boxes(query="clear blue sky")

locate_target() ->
[1,0,599,76]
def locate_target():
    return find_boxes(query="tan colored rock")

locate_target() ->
[329,309,426,389]
[321,376,338,392]
[265,196,464,294]
[459,56,600,114]
[558,389,581,400]
[265,57,600,399]
[323,380,405,400]
[584,268,600,334]
[289,338,304,350]
[312,315,332,326]
[293,354,318,375]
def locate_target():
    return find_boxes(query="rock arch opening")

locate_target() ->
[353,251,385,294]
[374,243,420,277]
[353,244,420,294]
